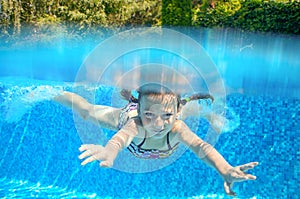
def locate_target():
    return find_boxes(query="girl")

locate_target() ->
[54,83,258,196]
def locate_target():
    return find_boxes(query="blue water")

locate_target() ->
[0,28,299,198]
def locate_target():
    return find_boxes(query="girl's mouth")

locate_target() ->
[153,129,165,136]
[153,129,164,133]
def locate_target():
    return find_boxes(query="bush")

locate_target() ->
[162,0,192,26]
[0,0,161,38]
[0,0,299,39]
[192,0,300,34]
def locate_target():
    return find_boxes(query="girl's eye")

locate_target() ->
[162,113,173,120]
[144,112,155,119]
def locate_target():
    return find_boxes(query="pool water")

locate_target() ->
[0,28,299,198]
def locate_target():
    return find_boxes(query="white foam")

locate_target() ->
[1,85,63,123]
[181,97,240,134]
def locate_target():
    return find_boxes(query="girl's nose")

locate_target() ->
[154,117,164,128]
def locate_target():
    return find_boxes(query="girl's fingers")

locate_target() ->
[79,145,98,159]
[245,174,257,180]
[239,162,259,171]
[100,160,113,168]
[78,150,92,160]
[81,156,97,166]
[78,144,107,166]
[79,144,94,152]
[223,181,236,196]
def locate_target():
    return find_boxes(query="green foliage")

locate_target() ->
[192,0,300,34]
[162,0,192,26]
[1,0,22,34]
[0,0,299,41]
[232,0,300,34]
[0,0,161,38]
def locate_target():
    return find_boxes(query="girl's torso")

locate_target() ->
[128,126,180,159]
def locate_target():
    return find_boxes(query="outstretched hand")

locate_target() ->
[78,144,114,168]
[223,162,259,196]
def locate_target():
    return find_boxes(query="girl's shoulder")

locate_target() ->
[171,119,190,134]
[128,117,145,136]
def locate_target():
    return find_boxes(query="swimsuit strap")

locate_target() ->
[137,131,147,148]
[166,132,173,150]
[137,131,173,150]
[127,131,180,159]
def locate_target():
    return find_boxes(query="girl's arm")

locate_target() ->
[172,120,258,196]
[78,119,139,167]
[173,120,232,173]
[54,91,121,130]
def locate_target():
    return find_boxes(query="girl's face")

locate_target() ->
[139,94,178,138]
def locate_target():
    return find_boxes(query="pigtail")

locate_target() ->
[120,89,138,103]
[180,93,214,105]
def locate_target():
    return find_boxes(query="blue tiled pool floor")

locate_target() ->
[0,80,299,198]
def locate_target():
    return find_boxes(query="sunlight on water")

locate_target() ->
[0,178,260,199]
[0,178,99,199]
[189,195,260,199]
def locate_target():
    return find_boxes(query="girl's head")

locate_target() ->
[137,84,180,138]
[120,83,214,138]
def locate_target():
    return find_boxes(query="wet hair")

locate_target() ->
[120,84,180,111]
[180,93,214,105]
[120,89,139,103]
[137,84,181,110]
[120,83,214,108]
